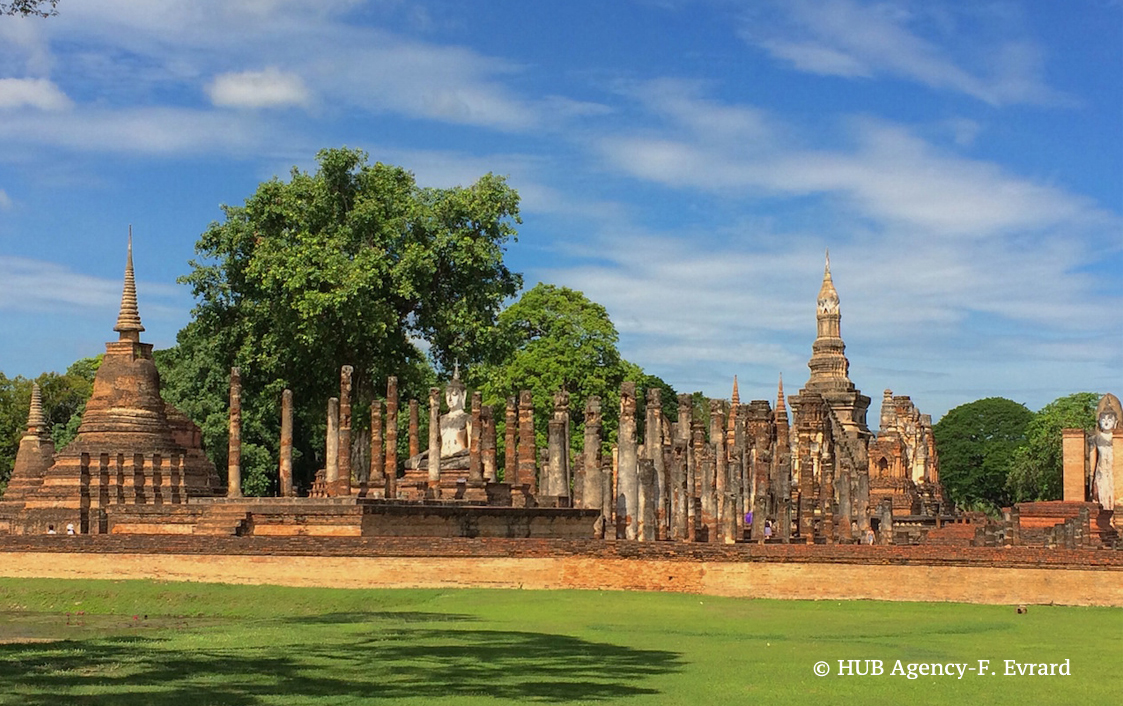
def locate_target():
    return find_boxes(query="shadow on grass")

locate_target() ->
[0,611,683,704]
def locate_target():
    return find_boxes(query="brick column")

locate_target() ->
[709,399,725,544]
[468,392,483,484]
[1062,428,1086,502]
[384,377,398,497]
[670,438,687,541]
[408,399,420,459]
[481,405,497,482]
[688,422,704,542]
[837,464,852,542]
[427,387,441,496]
[279,388,293,497]
[546,390,570,500]
[325,397,339,489]
[618,381,638,540]
[582,397,603,512]
[518,390,536,494]
[227,367,242,498]
[369,400,384,490]
[504,397,518,485]
[638,458,656,541]
[646,388,667,539]
[338,365,353,495]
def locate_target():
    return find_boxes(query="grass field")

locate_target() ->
[0,578,1119,705]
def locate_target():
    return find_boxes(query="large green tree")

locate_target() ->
[163,148,522,494]
[473,283,675,469]
[1006,392,1100,503]
[932,397,1033,512]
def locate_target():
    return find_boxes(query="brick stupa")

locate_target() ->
[0,236,220,535]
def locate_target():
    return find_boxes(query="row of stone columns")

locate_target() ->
[227,363,869,542]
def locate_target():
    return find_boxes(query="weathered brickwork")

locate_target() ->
[0,536,1118,606]
[0,239,220,536]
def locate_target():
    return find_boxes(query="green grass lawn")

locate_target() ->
[0,578,1118,705]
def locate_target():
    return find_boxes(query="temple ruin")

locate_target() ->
[4,242,1119,550]
[0,236,222,535]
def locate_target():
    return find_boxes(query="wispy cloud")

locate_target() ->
[207,67,311,109]
[33,1,560,133]
[742,0,1070,106]
[596,83,1107,237]
[0,106,297,155]
[0,78,72,111]
[0,256,183,318]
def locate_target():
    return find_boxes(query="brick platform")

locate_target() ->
[1,536,1119,606]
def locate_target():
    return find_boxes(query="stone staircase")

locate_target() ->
[194,504,252,536]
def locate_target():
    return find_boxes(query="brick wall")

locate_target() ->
[1,536,1119,606]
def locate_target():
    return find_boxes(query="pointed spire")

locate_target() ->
[26,383,47,435]
[726,375,740,439]
[774,373,790,449]
[818,248,838,302]
[114,226,145,341]
[775,373,787,415]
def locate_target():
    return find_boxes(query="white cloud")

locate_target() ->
[43,1,551,133]
[207,67,311,109]
[0,256,182,316]
[743,0,1068,106]
[0,16,54,76]
[0,189,11,210]
[596,86,1106,237]
[0,78,72,111]
[540,222,1121,418]
[0,106,298,155]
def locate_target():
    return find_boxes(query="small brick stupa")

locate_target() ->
[0,235,221,535]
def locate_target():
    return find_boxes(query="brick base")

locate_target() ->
[1,536,1119,606]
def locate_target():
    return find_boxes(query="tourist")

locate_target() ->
[46,525,56,534]
[66,523,76,535]
[763,521,772,540]
[865,527,876,545]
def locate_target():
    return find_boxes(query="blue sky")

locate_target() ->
[0,0,1120,423]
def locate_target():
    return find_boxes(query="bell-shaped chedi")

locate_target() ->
[1,235,221,535]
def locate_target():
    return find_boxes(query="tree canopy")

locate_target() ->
[162,147,522,494]
[1006,392,1100,503]
[473,283,675,461]
[1,1,58,17]
[932,397,1033,512]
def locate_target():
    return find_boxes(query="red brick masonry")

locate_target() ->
[1,534,1120,569]
[1,536,1120,607]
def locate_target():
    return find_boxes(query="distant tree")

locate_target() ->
[1,1,59,17]
[475,283,626,454]
[1007,392,1100,503]
[163,147,520,494]
[473,283,675,469]
[932,397,1033,512]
